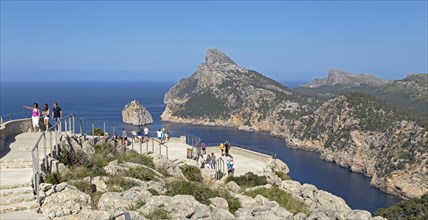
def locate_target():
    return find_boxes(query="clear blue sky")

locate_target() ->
[1,1,427,82]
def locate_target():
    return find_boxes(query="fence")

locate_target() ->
[205,142,276,159]
[0,112,30,124]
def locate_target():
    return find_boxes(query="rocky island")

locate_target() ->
[161,49,428,199]
[122,100,153,125]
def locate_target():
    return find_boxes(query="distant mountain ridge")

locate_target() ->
[162,49,428,199]
[301,68,388,88]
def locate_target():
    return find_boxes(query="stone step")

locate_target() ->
[0,182,32,190]
[0,201,40,215]
[0,211,48,220]
[0,193,36,205]
[0,186,33,197]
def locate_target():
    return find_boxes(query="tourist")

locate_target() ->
[227,154,235,176]
[23,103,40,132]
[136,126,143,143]
[52,102,62,129]
[201,141,206,155]
[143,126,149,142]
[225,141,230,156]
[211,152,216,169]
[205,154,213,169]
[42,104,50,131]
[157,129,162,141]
[121,128,127,147]
[220,142,225,156]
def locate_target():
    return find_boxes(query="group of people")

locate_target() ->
[134,126,150,143]
[156,127,169,143]
[219,141,231,156]
[23,102,62,132]
[201,152,217,169]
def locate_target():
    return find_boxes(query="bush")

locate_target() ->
[59,147,92,167]
[156,165,170,177]
[180,165,203,182]
[45,171,63,184]
[375,194,428,219]
[117,150,155,168]
[90,191,103,210]
[94,143,119,160]
[144,208,170,220]
[275,171,291,181]
[125,167,155,181]
[73,180,93,194]
[165,180,241,213]
[226,172,268,188]
[106,175,139,192]
[62,165,92,180]
[90,128,105,136]
[244,186,310,215]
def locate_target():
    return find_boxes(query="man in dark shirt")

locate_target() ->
[52,102,62,126]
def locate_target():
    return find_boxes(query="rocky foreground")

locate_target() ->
[161,49,428,199]
[36,133,384,220]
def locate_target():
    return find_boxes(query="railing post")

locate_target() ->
[43,133,47,170]
[72,115,75,133]
[64,119,68,136]
[103,121,106,136]
[49,130,53,157]
[68,117,71,132]
[55,127,58,158]
[92,121,95,146]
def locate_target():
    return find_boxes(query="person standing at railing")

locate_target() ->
[121,128,127,151]
[201,141,206,155]
[225,141,230,156]
[220,142,225,156]
[52,102,62,128]
[23,103,40,132]
[143,126,149,142]
[42,104,50,131]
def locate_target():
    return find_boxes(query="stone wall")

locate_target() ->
[0,119,32,152]
[206,146,272,163]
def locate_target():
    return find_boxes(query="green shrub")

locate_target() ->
[275,171,291,181]
[62,165,92,180]
[45,171,63,184]
[59,147,92,167]
[180,165,203,182]
[90,191,103,210]
[156,165,170,177]
[90,128,105,136]
[94,143,119,160]
[244,186,310,215]
[226,172,268,188]
[165,180,241,213]
[106,175,139,192]
[125,167,155,181]
[117,150,155,168]
[147,188,160,196]
[73,180,93,194]
[375,194,428,220]
[144,207,170,220]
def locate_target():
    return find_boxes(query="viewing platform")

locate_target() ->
[0,113,277,218]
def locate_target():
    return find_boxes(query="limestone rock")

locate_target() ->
[40,187,91,219]
[122,100,153,125]
[226,181,240,193]
[152,155,184,179]
[345,210,372,220]
[97,186,152,214]
[209,197,229,210]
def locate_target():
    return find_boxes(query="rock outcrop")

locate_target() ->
[161,49,428,199]
[122,100,153,125]
[300,68,388,88]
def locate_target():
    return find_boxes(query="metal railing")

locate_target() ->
[0,112,30,124]
[168,131,201,159]
[215,157,225,180]
[31,113,83,204]
[205,142,276,159]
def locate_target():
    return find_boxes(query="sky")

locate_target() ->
[1,1,427,82]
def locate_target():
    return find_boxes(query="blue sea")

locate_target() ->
[0,81,400,213]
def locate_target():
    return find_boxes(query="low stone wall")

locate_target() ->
[0,119,32,152]
[206,146,272,163]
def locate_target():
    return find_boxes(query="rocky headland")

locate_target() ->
[161,49,428,199]
[37,133,385,219]
[122,100,153,125]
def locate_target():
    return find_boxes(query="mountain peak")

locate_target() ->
[205,49,237,66]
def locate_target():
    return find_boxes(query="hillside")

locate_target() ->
[294,72,428,118]
[162,49,428,199]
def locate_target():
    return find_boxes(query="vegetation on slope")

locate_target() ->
[375,194,428,220]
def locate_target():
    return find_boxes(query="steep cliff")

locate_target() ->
[162,49,428,199]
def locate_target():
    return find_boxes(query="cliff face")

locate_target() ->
[162,49,428,199]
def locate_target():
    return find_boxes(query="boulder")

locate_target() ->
[139,195,209,219]
[40,187,91,219]
[345,210,372,220]
[234,194,293,220]
[97,186,152,213]
[209,197,229,210]
[152,155,185,179]
[122,100,153,125]
[226,181,241,193]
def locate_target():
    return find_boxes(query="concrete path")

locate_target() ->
[0,132,47,219]
[133,137,268,176]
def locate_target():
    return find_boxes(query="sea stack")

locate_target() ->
[122,100,153,125]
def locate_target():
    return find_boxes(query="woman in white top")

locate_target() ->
[42,104,49,131]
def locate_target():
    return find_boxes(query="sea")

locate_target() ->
[0,80,401,213]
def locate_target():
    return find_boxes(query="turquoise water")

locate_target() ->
[1,81,400,213]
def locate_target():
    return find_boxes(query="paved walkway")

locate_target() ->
[0,132,46,219]
[139,138,268,176]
